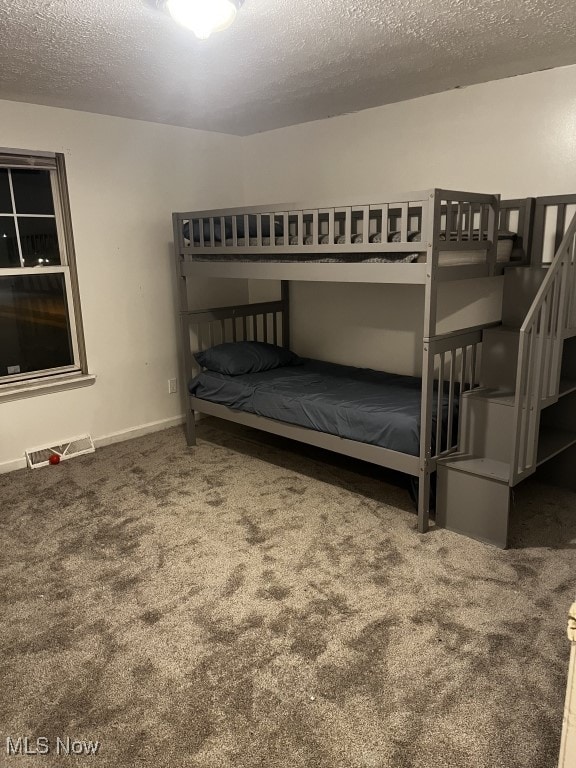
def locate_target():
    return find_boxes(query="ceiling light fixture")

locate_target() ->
[164,0,244,40]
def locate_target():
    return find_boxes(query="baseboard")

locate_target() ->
[94,415,185,449]
[0,415,185,475]
[0,456,28,474]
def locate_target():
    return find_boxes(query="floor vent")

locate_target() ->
[26,435,95,469]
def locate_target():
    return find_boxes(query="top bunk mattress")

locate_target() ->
[189,358,456,456]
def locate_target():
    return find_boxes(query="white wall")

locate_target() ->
[243,65,576,371]
[0,100,246,471]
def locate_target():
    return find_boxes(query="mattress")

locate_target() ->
[189,358,456,456]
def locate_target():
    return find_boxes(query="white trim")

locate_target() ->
[1,364,80,386]
[0,372,96,402]
[0,456,27,474]
[0,148,56,161]
[0,266,67,276]
[93,415,185,449]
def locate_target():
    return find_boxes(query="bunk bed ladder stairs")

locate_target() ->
[436,213,576,547]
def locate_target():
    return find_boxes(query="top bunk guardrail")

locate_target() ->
[174,189,500,262]
[532,194,576,265]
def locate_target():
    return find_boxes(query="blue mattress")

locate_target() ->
[189,359,455,456]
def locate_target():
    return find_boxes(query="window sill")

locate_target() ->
[0,372,96,403]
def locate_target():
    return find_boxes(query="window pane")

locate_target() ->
[0,273,74,377]
[19,217,61,266]
[0,217,20,268]
[11,169,55,215]
[0,170,12,213]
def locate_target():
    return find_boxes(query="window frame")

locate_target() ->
[0,149,88,388]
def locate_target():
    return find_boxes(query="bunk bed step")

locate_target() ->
[502,265,547,328]
[480,326,520,390]
[437,454,511,482]
[436,454,511,548]
[460,388,515,464]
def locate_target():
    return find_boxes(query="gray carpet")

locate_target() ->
[1,418,575,768]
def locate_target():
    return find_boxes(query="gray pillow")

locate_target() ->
[195,341,300,375]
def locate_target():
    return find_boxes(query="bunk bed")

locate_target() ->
[174,189,542,538]
[174,190,576,550]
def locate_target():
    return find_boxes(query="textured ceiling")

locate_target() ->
[1,0,576,135]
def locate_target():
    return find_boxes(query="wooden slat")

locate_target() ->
[344,207,352,244]
[297,211,304,245]
[446,351,455,452]
[435,352,445,455]
[380,204,389,243]
[479,204,488,242]
[244,214,250,247]
[400,202,408,242]
[311,210,318,245]
[556,204,567,251]
[218,216,225,248]
[327,208,335,245]
[196,323,204,352]
[445,200,454,240]
[456,203,463,242]
[460,345,468,392]
[256,214,263,247]
[521,328,537,470]
[467,203,474,240]
[361,206,369,244]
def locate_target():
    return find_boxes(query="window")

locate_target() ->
[0,150,87,391]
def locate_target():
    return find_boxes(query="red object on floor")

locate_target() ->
[49,454,60,465]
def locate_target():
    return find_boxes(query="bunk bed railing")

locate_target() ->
[176,189,499,261]
[413,324,490,534]
[178,194,430,254]
[511,211,576,484]
[182,298,290,373]
[499,197,534,264]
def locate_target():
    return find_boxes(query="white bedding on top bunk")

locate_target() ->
[186,230,514,266]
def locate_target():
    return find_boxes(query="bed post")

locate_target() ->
[281,280,291,348]
[173,213,197,447]
[418,190,441,532]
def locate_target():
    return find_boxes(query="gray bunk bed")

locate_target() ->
[173,189,534,538]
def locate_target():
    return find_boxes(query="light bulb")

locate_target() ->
[166,0,238,39]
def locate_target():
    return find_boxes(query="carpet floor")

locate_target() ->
[1,419,575,768]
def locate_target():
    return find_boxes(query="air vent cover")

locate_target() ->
[26,435,95,469]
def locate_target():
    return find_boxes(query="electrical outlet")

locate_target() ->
[168,378,178,394]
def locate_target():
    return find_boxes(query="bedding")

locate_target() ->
[190,358,456,456]
[185,225,515,266]
[195,341,300,375]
